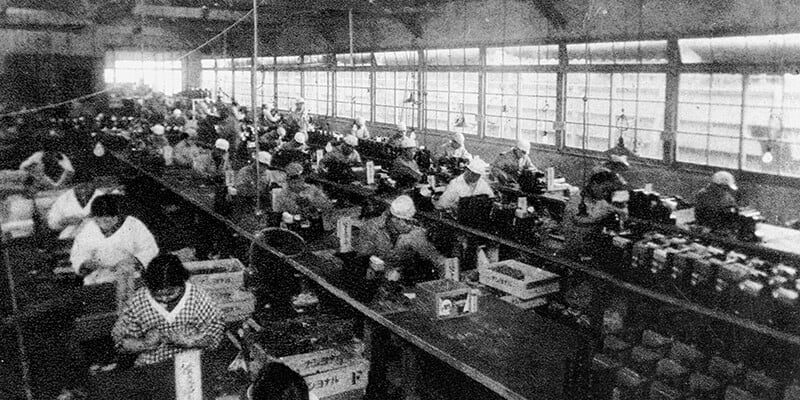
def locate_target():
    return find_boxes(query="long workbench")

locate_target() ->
[112,154,587,400]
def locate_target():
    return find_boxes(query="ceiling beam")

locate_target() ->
[132,4,247,21]
[2,6,90,27]
[530,0,566,29]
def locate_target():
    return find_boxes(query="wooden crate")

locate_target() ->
[479,260,560,300]
[184,258,245,292]
[279,343,369,400]
[215,291,256,323]
[415,279,478,320]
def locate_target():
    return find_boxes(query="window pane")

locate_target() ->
[335,71,371,119]
[677,73,743,168]
[303,71,330,116]
[567,40,668,65]
[276,71,302,109]
[424,71,478,135]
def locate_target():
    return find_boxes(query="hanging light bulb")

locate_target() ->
[93,141,106,157]
[762,148,774,164]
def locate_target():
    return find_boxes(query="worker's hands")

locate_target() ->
[143,329,163,350]
[61,216,85,227]
[78,259,103,276]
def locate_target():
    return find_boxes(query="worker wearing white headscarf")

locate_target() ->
[355,195,444,284]
[351,116,370,139]
[443,132,472,161]
[321,135,362,169]
[233,151,287,197]
[389,136,423,187]
[435,156,495,212]
[491,139,538,185]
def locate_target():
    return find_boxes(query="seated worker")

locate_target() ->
[321,135,362,169]
[278,131,308,152]
[442,132,472,161]
[112,253,225,367]
[19,140,75,190]
[389,136,423,188]
[70,194,159,309]
[193,138,233,182]
[259,126,286,153]
[491,139,538,185]
[234,151,287,197]
[173,130,201,167]
[354,195,444,285]
[274,163,332,217]
[351,116,370,139]
[694,170,738,231]
[247,362,317,400]
[285,97,312,133]
[562,168,629,258]
[435,156,495,212]
[47,180,106,240]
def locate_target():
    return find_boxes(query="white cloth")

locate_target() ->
[70,216,159,283]
[19,151,74,173]
[47,188,105,239]
[435,174,495,211]
[445,146,472,161]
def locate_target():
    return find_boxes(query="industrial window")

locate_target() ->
[303,71,331,116]
[677,73,743,168]
[486,45,559,66]
[335,70,371,120]
[375,71,417,127]
[485,72,557,145]
[566,40,668,65]
[233,70,251,106]
[679,34,800,64]
[565,72,665,159]
[257,71,275,107]
[424,48,480,66]
[276,71,302,110]
[374,51,418,66]
[104,50,183,95]
[424,71,479,135]
[336,53,373,67]
[200,59,216,98]
[216,69,234,103]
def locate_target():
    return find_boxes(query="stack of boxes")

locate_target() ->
[627,232,800,330]
[479,259,560,310]
[590,330,791,400]
[183,258,256,323]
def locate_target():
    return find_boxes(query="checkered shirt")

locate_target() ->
[112,283,225,366]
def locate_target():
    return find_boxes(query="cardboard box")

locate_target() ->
[184,258,245,292]
[416,279,478,320]
[479,260,560,300]
[500,294,548,310]
[280,345,369,400]
[214,291,256,323]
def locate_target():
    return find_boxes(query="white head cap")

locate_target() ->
[257,151,272,165]
[184,127,198,137]
[295,97,305,104]
[466,156,489,175]
[214,138,230,151]
[390,195,416,220]
[172,108,182,117]
[610,154,630,167]
[397,123,407,132]
[451,132,465,146]
[400,136,417,149]
[294,131,308,144]
[712,171,737,191]
[355,116,365,126]
[151,124,165,135]
[343,135,359,147]
[515,139,531,154]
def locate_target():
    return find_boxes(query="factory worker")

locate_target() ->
[279,131,308,152]
[388,123,409,147]
[19,140,75,190]
[193,138,232,181]
[321,135,362,169]
[173,130,201,167]
[287,97,312,133]
[355,195,443,285]
[694,170,739,231]
[47,181,106,240]
[70,194,158,310]
[273,163,332,217]
[562,169,629,257]
[491,139,539,185]
[233,151,287,198]
[260,103,282,126]
[112,254,224,366]
[351,116,370,139]
[247,362,317,400]
[390,136,423,188]
[443,132,472,161]
[435,156,495,212]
